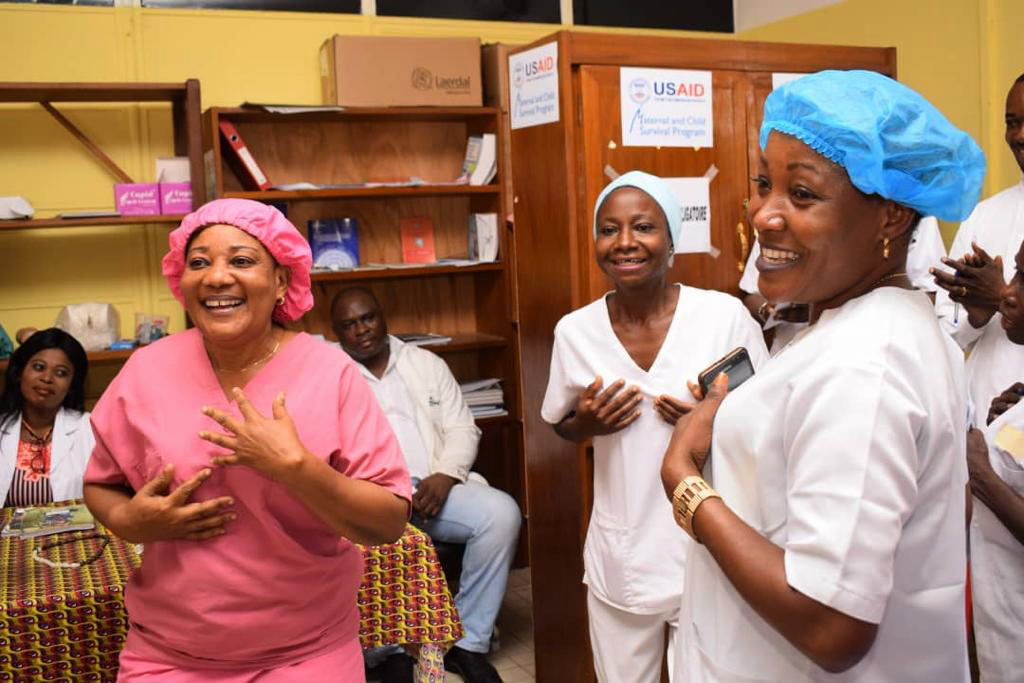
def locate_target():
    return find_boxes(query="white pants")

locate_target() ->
[587,589,678,683]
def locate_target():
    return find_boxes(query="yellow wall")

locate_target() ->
[1,2,1020,338]
[0,5,725,338]
[737,0,1024,243]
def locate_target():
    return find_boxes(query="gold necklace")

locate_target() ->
[212,338,281,374]
[872,271,908,288]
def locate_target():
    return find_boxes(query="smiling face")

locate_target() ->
[594,187,672,287]
[332,290,389,363]
[179,224,288,347]
[1006,80,1024,176]
[749,132,896,307]
[999,241,1024,344]
[19,348,73,413]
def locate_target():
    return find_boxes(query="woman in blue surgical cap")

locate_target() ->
[660,70,984,682]
[541,171,768,682]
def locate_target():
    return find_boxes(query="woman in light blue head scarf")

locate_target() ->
[540,171,768,682]
[661,70,983,683]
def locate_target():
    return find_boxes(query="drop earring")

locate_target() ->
[882,236,890,260]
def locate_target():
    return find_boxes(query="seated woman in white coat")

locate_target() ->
[965,237,1024,683]
[541,170,768,683]
[1,328,93,507]
[660,70,984,682]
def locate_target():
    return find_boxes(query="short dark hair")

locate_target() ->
[0,328,89,430]
[330,286,381,319]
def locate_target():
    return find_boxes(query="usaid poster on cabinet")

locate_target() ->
[620,67,713,148]
[509,43,560,130]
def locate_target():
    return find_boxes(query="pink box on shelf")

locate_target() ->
[159,182,192,214]
[114,183,160,215]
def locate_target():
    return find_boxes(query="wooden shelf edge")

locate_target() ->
[475,414,518,426]
[311,262,504,282]
[223,185,499,201]
[210,105,502,120]
[0,215,185,231]
[0,348,134,372]
[0,82,189,103]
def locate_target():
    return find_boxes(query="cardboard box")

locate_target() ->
[114,183,160,215]
[320,35,481,107]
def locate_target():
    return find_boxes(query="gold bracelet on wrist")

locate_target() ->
[671,475,722,543]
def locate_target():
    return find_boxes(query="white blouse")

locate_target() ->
[970,399,1024,683]
[542,284,768,614]
[677,287,969,682]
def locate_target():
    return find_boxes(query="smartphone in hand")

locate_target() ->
[698,347,754,395]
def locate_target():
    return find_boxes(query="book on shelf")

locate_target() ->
[218,120,272,191]
[400,217,437,263]
[460,134,497,186]
[2,505,95,539]
[468,213,499,262]
[396,333,454,347]
[460,378,506,417]
[308,218,359,271]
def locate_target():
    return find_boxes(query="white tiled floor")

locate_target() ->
[446,567,535,683]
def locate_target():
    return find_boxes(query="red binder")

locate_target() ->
[218,120,271,191]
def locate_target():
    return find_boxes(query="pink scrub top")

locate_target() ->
[85,330,411,671]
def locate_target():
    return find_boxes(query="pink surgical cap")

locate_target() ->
[162,198,313,322]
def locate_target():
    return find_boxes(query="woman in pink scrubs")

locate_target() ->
[83,199,411,682]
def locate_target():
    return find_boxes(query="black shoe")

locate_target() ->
[375,652,415,683]
[444,646,503,683]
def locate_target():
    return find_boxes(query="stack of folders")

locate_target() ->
[396,332,454,347]
[460,378,507,418]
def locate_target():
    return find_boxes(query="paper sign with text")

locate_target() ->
[510,42,559,130]
[620,67,713,148]
[664,177,711,254]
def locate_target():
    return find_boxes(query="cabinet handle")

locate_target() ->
[736,222,749,274]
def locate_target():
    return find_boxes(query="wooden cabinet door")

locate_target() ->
[576,65,755,303]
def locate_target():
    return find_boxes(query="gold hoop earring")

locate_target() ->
[276,295,285,306]
[882,236,890,260]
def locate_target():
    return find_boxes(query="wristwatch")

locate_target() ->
[671,475,722,543]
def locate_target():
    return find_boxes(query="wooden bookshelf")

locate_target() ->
[204,105,526,540]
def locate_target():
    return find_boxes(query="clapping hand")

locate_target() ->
[114,464,235,542]
[987,382,1024,425]
[932,242,1005,328]
[200,388,308,478]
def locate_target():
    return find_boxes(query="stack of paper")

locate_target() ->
[460,378,507,418]
[396,333,453,347]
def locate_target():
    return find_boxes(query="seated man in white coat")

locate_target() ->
[332,287,521,683]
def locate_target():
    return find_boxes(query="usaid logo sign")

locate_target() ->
[628,78,651,104]
[513,62,525,89]
[652,81,706,98]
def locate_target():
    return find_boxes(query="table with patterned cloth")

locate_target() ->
[0,503,461,682]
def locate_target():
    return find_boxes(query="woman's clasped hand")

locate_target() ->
[200,387,306,475]
[110,464,234,543]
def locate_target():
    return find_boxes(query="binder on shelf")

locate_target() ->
[218,120,272,191]
[400,217,437,263]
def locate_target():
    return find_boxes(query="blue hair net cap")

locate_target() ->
[592,171,682,247]
[760,70,985,222]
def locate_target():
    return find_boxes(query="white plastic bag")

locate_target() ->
[55,302,119,352]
